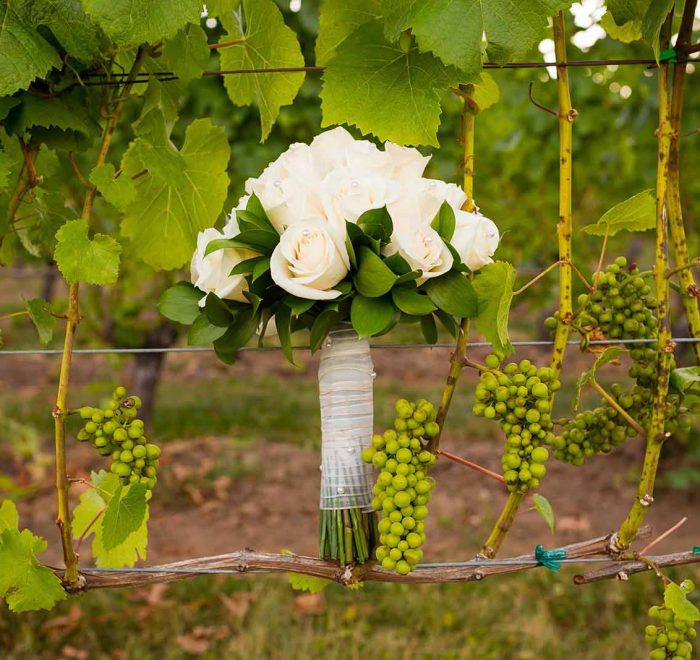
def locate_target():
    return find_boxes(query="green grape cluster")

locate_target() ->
[76,386,161,491]
[577,256,658,340]
[645,580,697,660]
[473,354,558,493]
[361,399,438,575]
[550,256,692,465]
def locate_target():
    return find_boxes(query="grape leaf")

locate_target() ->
[0,499,18,531]
[532,493,556,534]
[0,2,62,96]
[315,0,381,65]
[29,0,101,62]
[381,0,572,71]
[54,219,122,285]
[321,21,461,146]
[16,188,69,259]
[574,347,627,409]
[669,366,700,397]
[72,471,150,568]
[642,0,674,61]
[287,572,331,593]
[207,0,242,31]
[0,500,66,613]
[218,0,305,141]
[5,92,101,147]
[120,117,230,270]
[470,73,500,112]
[582,189,656,236]
[138,58,190,125]
[665,582,700,622]
[606,0,649,25]
[89,163,136,210]
[0,529,67,612]
[162,24,210,84]
[600,11,642,43]
[26,298,55,345]
[82,0,201,47]
[101,483,148,551]
[472,261,515,356]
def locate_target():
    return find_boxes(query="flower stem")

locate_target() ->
[666,0,700,364]
[614,14,674,552]
[480,11,574,558]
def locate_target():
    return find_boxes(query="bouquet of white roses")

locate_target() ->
[161,127,499,565]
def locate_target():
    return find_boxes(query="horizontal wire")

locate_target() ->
[79,556,651,576]
[0,337,698,357]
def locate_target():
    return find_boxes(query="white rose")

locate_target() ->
[389,224,453,283]
[319,167,400,265]
[270,219,350,300]
[452,210,500,271]
[388,179,467,229]
[311,127,392,177]
[222,194,248,236]
[385,142,431,179]
[190,228,252,306]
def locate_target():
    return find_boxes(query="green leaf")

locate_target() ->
[315,0,381,65]
[162,24,210,84]
[472,261,516,356]
[204,293,235,327]
[321,21,460,147]
[89,163,136,210]
[582,190,656,237]
[159,282,203,324]
[381,0,571,72]
[532,493,556,534]
[354,246,398,297]
[188,313,228,345]
[101,483,148,551]
[252,256,271,281]
[72,471,149,568]
[276,304,294,364]
[0,500,18,532]
[0,3,61,96]
[287,572,330,593]
[391,286,436,316]
[430,201,456,242]
[26,298,55,345]
[284,295,315,316]
[233,229,279,254]
[82,0,201,47]
[350,295,394,338]
[434,309,458,337]
[670,366,700,397]
[29,0,101,62]
[606,0,649,25]
[120,118,230,270]
[5,92,101,144]
[54,219,122,285]
[665,582,700,622]
[356,207,393,243]
[574,347,627,409]
[0,528,66,612]
[600,11,642,43]
[310,308,340,351]
[420,314,438,344]
[424,271,478,318]
[219,0,305,141]
[470,73,501,111]
[642,0,674,61]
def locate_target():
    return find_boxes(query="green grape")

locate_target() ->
[644,582,697,659]
[363,398,437,574]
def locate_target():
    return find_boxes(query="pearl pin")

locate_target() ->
[273,180,282,188]
[302,229,311,237]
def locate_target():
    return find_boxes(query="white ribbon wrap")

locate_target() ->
[318,327,375,511]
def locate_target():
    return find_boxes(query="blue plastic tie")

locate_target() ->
[659,48,677,64]
[535,544,566,572]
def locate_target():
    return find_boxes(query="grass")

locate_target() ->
[3,566,699,659]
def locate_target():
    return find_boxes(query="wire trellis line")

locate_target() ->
[1,337,699,357]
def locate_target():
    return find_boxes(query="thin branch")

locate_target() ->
[574,549,699,584]
[74,506,106,555]
[68,151,90,188]
[438,449,506,484]
[593,223,611,290]
[513,260,563,295]
[666,257,700,279]
[528,81,558,117]
[209,38,245,50]
[592,381,646,437]
[637,516,687,556]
